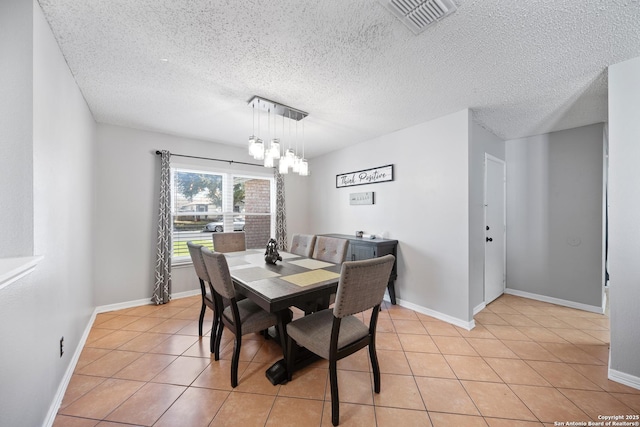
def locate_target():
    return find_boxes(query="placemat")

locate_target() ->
[281,269,340,287]
[226,257,250,267]
[278,251,300,260]
[242,253,268,265]
[288,258,334,270]
[231,267,281,282]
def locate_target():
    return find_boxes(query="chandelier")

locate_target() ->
[247,96,309,176]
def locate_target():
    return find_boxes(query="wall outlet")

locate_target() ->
[60,336,64,358]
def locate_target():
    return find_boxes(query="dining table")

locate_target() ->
[222,248,342,384]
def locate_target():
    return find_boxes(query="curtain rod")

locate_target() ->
[154,150,269,168]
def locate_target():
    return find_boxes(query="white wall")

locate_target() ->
[283,173,312,248]
[0,3,96,426]
[94,124,273,306]
[469,120,505,312]
[0,0,33,257]
[505,124,604,310]
[608,55,640,382]
[294,110,473,324]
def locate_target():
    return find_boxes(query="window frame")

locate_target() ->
[170,162,276,265]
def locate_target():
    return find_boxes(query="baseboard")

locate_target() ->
[95,297,154,314]
[95,289,201,314]
[43,308,98,427]
[44,290,201,426]
[504,288,604,314]
[172,289,201,299]
[473,302,486,316]
[609,368,640,391]
[395,297,475,331]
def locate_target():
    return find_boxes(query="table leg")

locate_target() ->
[266,308,293,385]
[387,280,397,305]
[265,308,324,385]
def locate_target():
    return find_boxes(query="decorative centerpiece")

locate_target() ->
[264,238,283,265]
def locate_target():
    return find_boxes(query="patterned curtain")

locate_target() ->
[274,168,288,251]
[152,150,172,304]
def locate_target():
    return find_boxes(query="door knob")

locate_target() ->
[486,237,493,242]
[486,226,490,231]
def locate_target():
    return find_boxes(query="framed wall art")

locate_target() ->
[336,164,393,188]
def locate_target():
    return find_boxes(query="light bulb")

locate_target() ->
[253,138,264,160]
[299,159,309,176]
[269,139,281,159]
[248,135,257,156]
[279,156,289,174]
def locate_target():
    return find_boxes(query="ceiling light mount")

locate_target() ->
[248,96,308,122]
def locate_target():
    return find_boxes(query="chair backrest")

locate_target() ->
[201,247,237,300]
[212,231,246,253]
[312,236,348,264]
[333,254,395,318]
[187,242,210,283]
[290,234,317,257]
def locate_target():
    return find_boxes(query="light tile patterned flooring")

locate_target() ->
[53,294,640,427]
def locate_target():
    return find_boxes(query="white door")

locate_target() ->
[484,154,506,304]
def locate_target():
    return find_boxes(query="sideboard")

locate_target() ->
[320,233,398,305]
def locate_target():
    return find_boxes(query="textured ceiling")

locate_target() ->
[37,0,640,158]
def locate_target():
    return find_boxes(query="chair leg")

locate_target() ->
[369,342,381,393]
[231,334,241,388]
[198,302,206,336]
[214,322,224,361]
[329,359,340,426]
[210,313,219,354]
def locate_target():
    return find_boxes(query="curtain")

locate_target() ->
[274,168,288,251]
[152,150,172,304]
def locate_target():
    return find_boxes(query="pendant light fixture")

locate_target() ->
[292,118,301,173]
[268,102,281,160]
[247,96,309,176]
[299,118,309,176]
[263,107,273,167]
[248,102,258,156]
[253,100,264,160]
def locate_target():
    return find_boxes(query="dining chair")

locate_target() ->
[290,234,317,257]
[187,242,219,342]
[201,247,285,387]
[212,231,246,253]
[187,242,220,353]
[285,254,395,426]
[312,236,348,264]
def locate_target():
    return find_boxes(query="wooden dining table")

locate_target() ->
[222,249,342,384]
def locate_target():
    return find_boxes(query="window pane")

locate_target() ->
[172,170,222,257]
[234,177,271,249]
[170,169,273,260]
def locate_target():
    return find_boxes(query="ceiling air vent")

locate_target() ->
[379,0,457,35]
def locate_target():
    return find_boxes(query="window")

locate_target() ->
[171,167,274,263]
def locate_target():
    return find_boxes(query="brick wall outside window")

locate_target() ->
[244,179,271,249]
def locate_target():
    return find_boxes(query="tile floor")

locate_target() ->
[53,294,639,427]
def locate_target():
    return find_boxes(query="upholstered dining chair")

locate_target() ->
[285,255,395,426]
[201,247,284,387]
[311,236,348,264]
[187,242,219,353]
[212,231,246,253]
[290,234,317,257]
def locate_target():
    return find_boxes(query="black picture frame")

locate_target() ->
[336,164,394,188]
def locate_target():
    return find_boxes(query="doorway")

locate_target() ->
[484,154,506,304]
